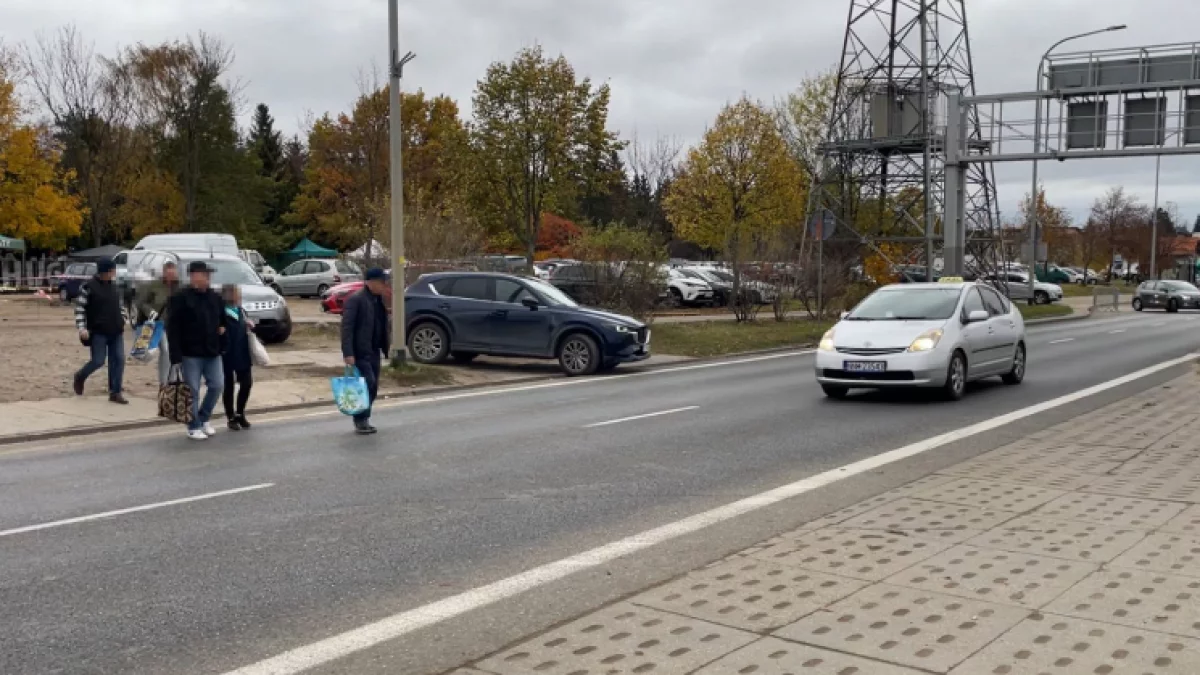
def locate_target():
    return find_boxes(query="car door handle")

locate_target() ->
[489,310,508,318]
[437,302,452,310]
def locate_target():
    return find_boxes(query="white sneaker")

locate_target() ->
[202,423,217,437]
[187,429,208,441]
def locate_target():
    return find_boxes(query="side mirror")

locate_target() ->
[966,309,989,323]
[521,296,540,311]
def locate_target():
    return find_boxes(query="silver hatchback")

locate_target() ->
[814,282,1027,400]
[274,258,362,297]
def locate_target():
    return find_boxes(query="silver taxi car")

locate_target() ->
[815,280,1027,400]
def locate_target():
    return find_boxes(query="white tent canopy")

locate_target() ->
[347,239,389,264]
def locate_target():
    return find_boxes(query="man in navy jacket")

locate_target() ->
[340,268,391,434]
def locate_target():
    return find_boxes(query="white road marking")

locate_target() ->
[220,353,1199,675]
[0,483,275,538]
[1110,329,1126,334]
[583,406,699,428]
[1049,338,1075,344]
[1152,322,1166,327]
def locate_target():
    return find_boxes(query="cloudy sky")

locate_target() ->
[8,0,1200,226]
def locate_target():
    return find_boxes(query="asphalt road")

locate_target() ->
[1,310,1198,675]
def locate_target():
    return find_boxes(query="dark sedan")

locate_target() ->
[54,262,96,302]
[1133,280,1200,313]
[404,272,651,376]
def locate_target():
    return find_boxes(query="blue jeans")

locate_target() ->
[182,356,224,431]
[77,332,125,395]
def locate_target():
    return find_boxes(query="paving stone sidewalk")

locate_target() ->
[456,374,1200,674]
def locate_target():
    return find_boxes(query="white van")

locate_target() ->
[133,233,238,257]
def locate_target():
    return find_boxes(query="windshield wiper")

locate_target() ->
[892,316,932,320]
[844,316,874,321]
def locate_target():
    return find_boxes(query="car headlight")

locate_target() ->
[819,328,835,352]
[608,323,637,334]
[907,328,944,353]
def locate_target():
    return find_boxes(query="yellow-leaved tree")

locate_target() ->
[0,47,85,249]
[664,97,807,317]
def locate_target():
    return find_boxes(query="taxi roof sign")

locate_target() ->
[938,276,964,283]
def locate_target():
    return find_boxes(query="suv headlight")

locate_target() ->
[907,328,944,353]
[819,328,835,352]
[608,323,636,334]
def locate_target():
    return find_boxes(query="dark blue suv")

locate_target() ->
[405,272,651,376]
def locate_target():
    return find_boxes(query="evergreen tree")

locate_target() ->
[248,103,284,180]
[1193,213,1200,234]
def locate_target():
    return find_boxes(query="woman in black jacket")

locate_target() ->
[220,285,255,430]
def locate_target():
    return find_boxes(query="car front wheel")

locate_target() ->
[943,351,967,401]
[558,333,600,377]
[1132,297,1143,311]
[408,322,450,364]
[1002,343,1026,385]
[1034,290,1050,305]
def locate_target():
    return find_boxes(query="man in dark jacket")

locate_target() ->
[340,268,391,434]
[166,261,228,441]
[133,260,180,385]
[73,258,129,403]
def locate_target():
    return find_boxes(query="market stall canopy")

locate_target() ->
[284,237,338,260]
[0,235,25,252]
[70,244,125,261]
[347,239,389,261]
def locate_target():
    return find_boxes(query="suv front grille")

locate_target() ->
[835,347,907,356]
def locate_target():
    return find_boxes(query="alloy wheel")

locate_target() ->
[562,338,591,374]
[950,356,966,397]
[411,327,443,361]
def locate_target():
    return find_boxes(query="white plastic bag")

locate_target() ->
[249,332,270,367]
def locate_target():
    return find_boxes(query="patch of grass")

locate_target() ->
[1019,303,1074,320]
[652,319,832,358]
[382,362,456,388]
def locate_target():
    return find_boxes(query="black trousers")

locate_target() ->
[222,364,253,419]
[353,353,381,423]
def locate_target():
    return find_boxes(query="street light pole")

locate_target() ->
[388,0,415,365]
[1150,153,1162,278]
[1028,24,1126,298]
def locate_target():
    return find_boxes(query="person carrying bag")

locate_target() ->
[220,285,256,431]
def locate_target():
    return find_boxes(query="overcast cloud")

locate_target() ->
[7,0,1200,226]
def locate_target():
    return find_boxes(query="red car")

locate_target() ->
[320,280,393,314]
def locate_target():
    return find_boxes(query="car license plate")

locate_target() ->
[844,361,886,373]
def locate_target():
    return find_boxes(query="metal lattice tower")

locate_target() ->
[809,0,1000,281]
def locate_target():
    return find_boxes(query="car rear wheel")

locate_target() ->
[821,384,849,399]
[1168,298,1180,313]
[408,322,450,364]
[316,284,330,297]
[1034,290,1050,305]
[558,333,600,377]
[943,351,967,401]
[1002,342,1026,385]
[1132,297,1143,311]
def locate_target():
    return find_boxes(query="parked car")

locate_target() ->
[679,267,733,305]
[816,281,1026,400]
[130,251,292,343]
[706,269,778,305]
[533,259,578,280]
[274,258,362,297]
[54,262,97,302]
[665,268,715,306]
[405,272,650,376]
[1132,280,1200,312]
[983,272,1063,305]
[320,279,393,314]
[133,233,239,256]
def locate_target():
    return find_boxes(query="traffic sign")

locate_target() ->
[808,209,836,241]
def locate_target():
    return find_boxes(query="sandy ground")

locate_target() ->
[0,296,343,403]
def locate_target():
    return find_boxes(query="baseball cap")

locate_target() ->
[364,267,387,281]
[187,261,213,274]
[96,258,116,274]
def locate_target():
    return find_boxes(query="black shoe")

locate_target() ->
[236,415,251,429]
[354,421,377,435]
[109,392,128,405]
[228,418,241,431]
[73,374,84,396]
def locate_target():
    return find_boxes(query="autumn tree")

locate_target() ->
[0,44,86,249]
[775,69,838,175]
[664,97,807,316]
[1089,187,1149,277]
[623,131,680,239]
[1019,187,1072,268]
[21,25,138,246]
[122,34,268,234]
[470,45,623,264]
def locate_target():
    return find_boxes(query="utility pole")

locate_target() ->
[388,0,415,365]
[1150,154,1162,279]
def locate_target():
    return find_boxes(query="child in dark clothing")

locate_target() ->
[221,285,255,430]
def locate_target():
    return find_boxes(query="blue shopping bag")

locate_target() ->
[331,366,370,416]
[130,320,164,363]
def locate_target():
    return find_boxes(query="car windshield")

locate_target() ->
[848,287,962,321]
[1163,281,1199,292]
[710,270,734,282]
[687,269,723,283]
[183,259,262,286]
[527,277,578,307]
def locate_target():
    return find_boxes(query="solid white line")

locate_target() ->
[0,483,275,538]
[583,406,699,428]
[1049,338,1075,344]
[1152,322,1166,327]
[1110,329,1126,334]
[220,352,1198,675]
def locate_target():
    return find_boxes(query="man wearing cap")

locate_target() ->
[73,258,129,403]
[340,268,390,434]
[167,261,228,441]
